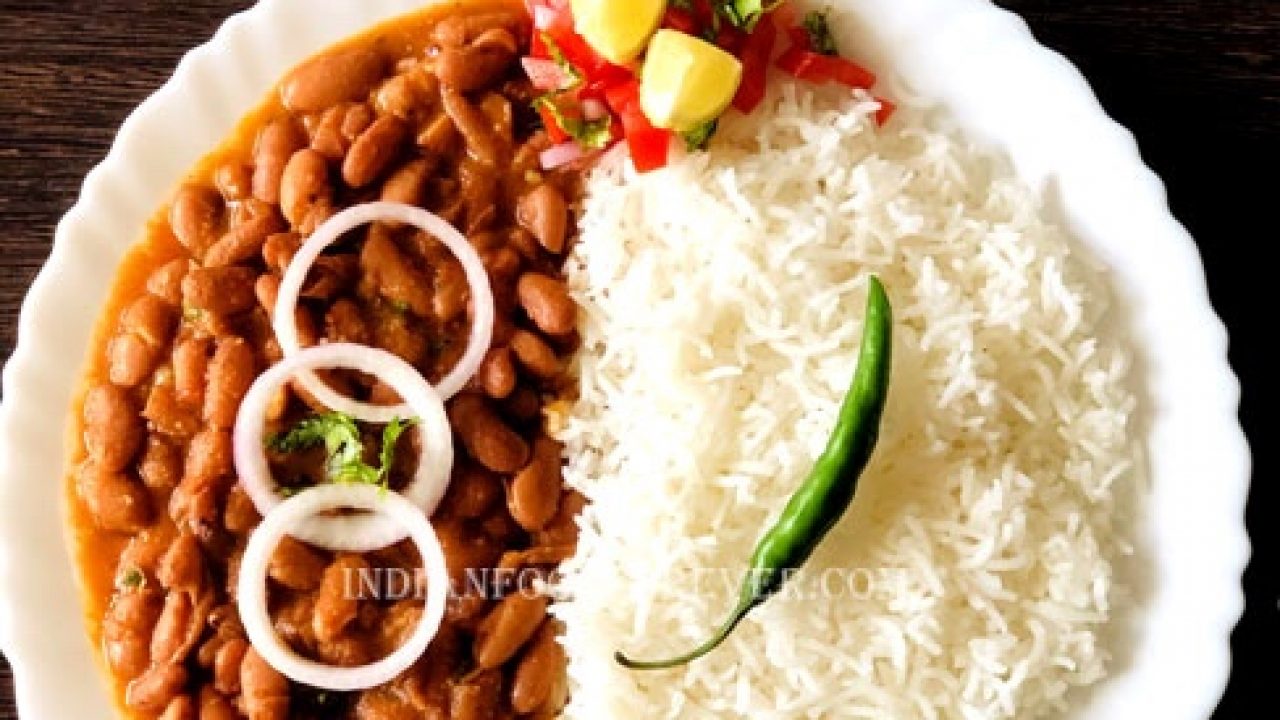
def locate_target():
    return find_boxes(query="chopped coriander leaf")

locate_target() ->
[717,0,781,31]
[682,120,719,151]
[533,96,613,149]
[804,11,839,56]
[267,412,417,489]
[541,33,583,90]
[116,566,146,591]
[181,303,203,322]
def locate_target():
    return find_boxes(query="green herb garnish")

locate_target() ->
[533,96,613,149]
[541,33,583,91]
[803,11,839,56]
[682,120,719,151]
[716,0,782,31]
[116,566,146,591]
[267,412,417,489]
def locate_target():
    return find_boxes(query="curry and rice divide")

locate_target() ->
[67,1,1137,719]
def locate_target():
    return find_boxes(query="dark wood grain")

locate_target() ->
[0,1,1274,718]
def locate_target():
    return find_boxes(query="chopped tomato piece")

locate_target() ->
[771,1,798,32]
[873,96,896,126]
[714,24,746,54]
[777,46,877,89]
[537,103,571,144]
[662,7,700,35]
[732,18,777,114]
[604,80,672,172]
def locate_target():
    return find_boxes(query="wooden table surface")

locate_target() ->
[0,0,1274,717]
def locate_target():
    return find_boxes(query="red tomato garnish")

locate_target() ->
[604,80,671,172]
[662,7,701,35]
[732,18,778,114]
[873,97,896,126]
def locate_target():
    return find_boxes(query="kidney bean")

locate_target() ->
[509,436,562,532]
[182,266,257,316]
[478,91,514,147]
[170,185,224,257]
[510,329,561,380]
[380,157,436,206]
[473,592,548,668]
[281,47,385,114]
[447,463,503,520]
[150,591,197,665]
[183,427,233,491]
[300,254,358,300]
[314,635,375,667]
[159,695,195,720]
[449,670,503,720]
[223,486,261,534]
[172,336,210,408]
[374,600,423,657]
[437,28,517,93]
[498,544,575,572]
[434,256,469,324]
[107,333,158,387]
[78,462,152,533]
[196,635,224,669]
[158,533,206,594]
[360,228,433,316]
[103,589,163,679]
[198,686,239,720]
[203,337,254,428]
[268,536,327,591]
[502,386,542,424]
[262,232,302,273]
[279,148,332,228]
[139,435,182,491]
[322,298,367,345]
[116,524,177,587]
[477,347,517,399]
[123,294,179,348]
[252,118,305,204]
[241,646,290,720]
[147,259,190,306]
[343,115,407,188]
[312,102,372,162]
[448,393,530,473]
[145,382,201,438]
[416,111,457,154]
[126,663,188,713]
[434,518,503,588]
[517,184,568,254]
[212,638,248,695]
[511,620,565,714]
[375,68,438,121]
[214,161,253,201]
[536,490,585,547]
[314,554,368,643]
[203,214,281,268]
[441,87,502,166]
[458,156,497,232]
[517,272,576,336]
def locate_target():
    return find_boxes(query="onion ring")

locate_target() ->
[274,201,493,421]
[237,484,449,691]
[233,343,452,552]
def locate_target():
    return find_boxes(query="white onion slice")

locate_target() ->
[274,201,493,421]
[234,343,452,552]
[238,484,449,691]
[582,98,608,121]
[541,141,586,170]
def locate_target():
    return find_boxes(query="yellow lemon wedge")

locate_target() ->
[639,29,744,133]
[571,0,666,65]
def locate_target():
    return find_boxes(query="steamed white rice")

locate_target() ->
[551,69,1137,719]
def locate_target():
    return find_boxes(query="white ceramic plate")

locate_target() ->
[0,0,1250,718]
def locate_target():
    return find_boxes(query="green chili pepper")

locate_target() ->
[615,275,893,670]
